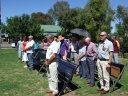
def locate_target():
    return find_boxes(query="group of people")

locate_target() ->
[17,31,120,96]
[17,35,39,70]
[42,31,121,96]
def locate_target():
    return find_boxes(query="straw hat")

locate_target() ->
[58,35,64,41]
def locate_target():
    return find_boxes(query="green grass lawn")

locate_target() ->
[0,49,128,96]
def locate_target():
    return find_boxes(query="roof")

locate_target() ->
[41,25,62,35]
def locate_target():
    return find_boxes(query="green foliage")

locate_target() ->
[84,0,114,42]
[115,5,128,36]
[58,7,84,36]
[3,14,44,41]
[115,6,128,52]
[58,0,114,42]
[47,1,70,23]
[31,12,54,25]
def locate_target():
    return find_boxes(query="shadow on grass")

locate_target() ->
[33,64,47,76]
[58,81,81,95]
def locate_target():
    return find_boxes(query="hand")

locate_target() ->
[45,60,49,66]
[78,57,80,61]
[96,62,98,66]
[106,63,110,68]
[23,49,26,52]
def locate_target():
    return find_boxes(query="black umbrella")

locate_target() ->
[70,28,91,38]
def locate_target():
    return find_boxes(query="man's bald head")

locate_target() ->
[85,37,91,45]
[85,37,91,42]
[100,32,107,36]
[100,31,108,41]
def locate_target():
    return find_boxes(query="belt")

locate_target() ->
[98,58,109,61]
[71,52,78,53]
[87,55,93,57]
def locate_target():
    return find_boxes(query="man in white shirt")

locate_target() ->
[24,35,35,70]
[45,34,60,96]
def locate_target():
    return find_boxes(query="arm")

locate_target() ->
[45,43,59,66]
[25,46,32,51]
[107,42,114,67]
[17,41,19,48]
[78,53,86,61]
[92,44,98,60]
[25,41,34,51]
[108,52,113,64]
[46,53,57,65]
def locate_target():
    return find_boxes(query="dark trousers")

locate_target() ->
[86,57,95,85]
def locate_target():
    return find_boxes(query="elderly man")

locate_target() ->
[97,32,113,94]
[24,35,35,70]
[45,34,60,96]
[85,37,98,87]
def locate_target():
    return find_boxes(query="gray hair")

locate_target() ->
[46,34,54,39]
[29,35,33,39]
[111,36,116,39]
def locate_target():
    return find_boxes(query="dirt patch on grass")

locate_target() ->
[63,91,78,96]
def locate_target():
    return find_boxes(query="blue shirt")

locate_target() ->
[34,42,39,49]
[79,46,86,61]
[98,39,113,59]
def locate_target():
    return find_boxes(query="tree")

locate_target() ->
[4,14,43,41]
[47,1,70,24]
[115,6,128,37]
[58,7,84,36]
[115,5,128,52]
[31,12,54,25]
[84,0,114,42]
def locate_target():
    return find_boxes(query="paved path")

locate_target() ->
[0,42,43,49]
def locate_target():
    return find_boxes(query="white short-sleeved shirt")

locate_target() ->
[25,40,35,53]
[79,46,86,61]
[46,41,60,59]
[98,39,114,59]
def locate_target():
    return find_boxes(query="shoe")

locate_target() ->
[46,90,52,93]
[84,82,90,84]
[97,88,104,91]
[101,90,109,94]
[49,93,58,96]
[89,84,95,87]
[74,74,79,76]
[24,65,28,68]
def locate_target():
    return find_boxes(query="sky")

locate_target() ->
[1,0,128,33]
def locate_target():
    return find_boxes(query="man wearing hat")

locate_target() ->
[58,35,68,61]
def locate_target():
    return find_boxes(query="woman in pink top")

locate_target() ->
[22,36,28,68]
[43,37,49,53]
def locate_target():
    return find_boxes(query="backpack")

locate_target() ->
[116,40,120,50]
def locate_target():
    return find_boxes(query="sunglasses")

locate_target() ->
[100,35,105,36]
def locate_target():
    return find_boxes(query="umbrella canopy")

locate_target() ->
[70,28,91,38]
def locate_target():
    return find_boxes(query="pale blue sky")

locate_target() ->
[1,0,128,32]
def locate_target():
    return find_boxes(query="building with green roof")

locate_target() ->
[41,25,62,36]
